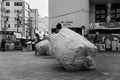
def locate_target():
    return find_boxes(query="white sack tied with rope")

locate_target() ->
[35,40,50,55]
[50,28,98,70]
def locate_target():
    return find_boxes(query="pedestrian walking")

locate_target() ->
[34,32,41,55]
[93,32,100,44]
[81,26,85,37]
[1,38,6,51]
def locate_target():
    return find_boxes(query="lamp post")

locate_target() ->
[28,17,32,40]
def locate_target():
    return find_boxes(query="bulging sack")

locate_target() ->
[35,40,50,55]
[50,28,98,70]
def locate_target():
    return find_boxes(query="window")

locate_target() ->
[14,10,22,13]
[8,24,10,28]
[14,17,17,21]
[6,16,9,21]
[95,4,107,22]
[14,17,22,22]
[6,2,10,6]
[6,10,10,13]
[14,24,17,28]
[111,4,120,22]
[14,2,22,6]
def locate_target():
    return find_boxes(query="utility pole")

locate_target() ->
[3,8,8,39]
[16,11,21,32]
[28,17,32,40]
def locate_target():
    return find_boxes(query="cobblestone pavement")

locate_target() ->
[0,51,120,80]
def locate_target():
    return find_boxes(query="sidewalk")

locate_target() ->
[98,50,120,53]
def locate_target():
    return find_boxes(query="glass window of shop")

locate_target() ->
[111,4,120,22]
[95,4,107,22]
[95,3,120,22]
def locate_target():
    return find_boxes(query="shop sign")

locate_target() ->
[61,21,73,27]
[14,32,22,39]
[90,22,120,29]
[107,22,120,28]
[109,23,115,27]
[90,23,105,29]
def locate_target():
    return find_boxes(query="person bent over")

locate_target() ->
[34,33,40,55]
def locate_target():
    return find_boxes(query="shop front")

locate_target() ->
[0,31,15,51]
[89,0,120,51]
[90,0,120,29]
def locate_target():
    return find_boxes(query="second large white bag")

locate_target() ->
[35,40,50,55]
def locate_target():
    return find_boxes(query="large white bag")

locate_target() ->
[35,40,50,55]
[50,28,98,70]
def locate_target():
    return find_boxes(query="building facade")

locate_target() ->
[38,16,48,32]
[0,0,2,31]
[1,0,31,38]
[89,0,120,29]
[30,9,38,39]
[22,1,31,38]
[49,0,120,34]
[2,0,23,32]
[49,0,89,34]
[30,9,38,30]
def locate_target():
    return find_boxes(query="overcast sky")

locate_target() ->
[25,0,48,17]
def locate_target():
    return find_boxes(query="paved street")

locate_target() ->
[0,51,120,80]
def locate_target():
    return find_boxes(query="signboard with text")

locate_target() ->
[61,21,73,27]
[90,22,120,29]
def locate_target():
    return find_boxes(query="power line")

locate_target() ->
[0,10,47,25]
[48,9,93,19]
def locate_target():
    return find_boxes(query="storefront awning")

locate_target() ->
[89,28,120,34]
[0,31,14,35]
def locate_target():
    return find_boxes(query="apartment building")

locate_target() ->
[30,9,38,39]
[2,0,31,38]
[30,9,38,30]
[38,16,48,32]
[0,0,2,31]
[22,1,31,38]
